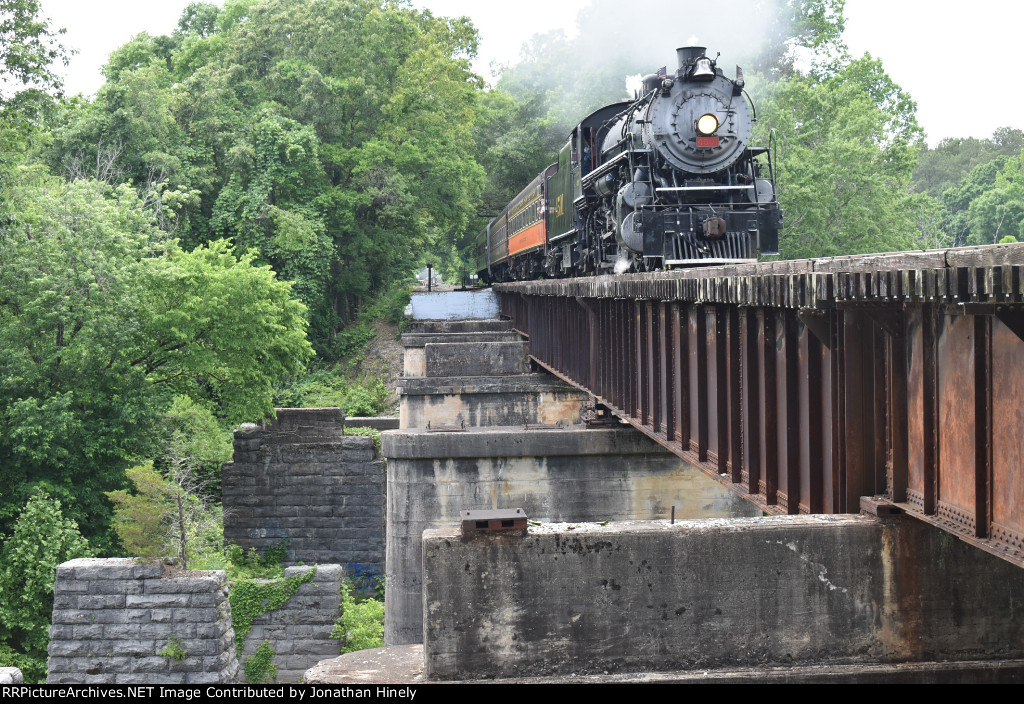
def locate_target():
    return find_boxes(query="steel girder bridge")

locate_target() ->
[496,244,1024,568]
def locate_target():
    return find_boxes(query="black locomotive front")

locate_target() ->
[582,46,780,270]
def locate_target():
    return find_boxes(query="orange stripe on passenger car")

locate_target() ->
[508,221,546,256]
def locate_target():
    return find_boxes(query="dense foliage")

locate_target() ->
[0,175,312,547]
[0,492,92,683]
[911,129,1024,247]
[752,55,925,258]
[46,0,484,354]
[2,0,1022,681]
[331,580,385,653]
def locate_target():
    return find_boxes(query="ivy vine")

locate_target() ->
[244,640,278,684]
[229,567,317,653]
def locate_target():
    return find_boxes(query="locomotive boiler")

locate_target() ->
[476,46,781,281]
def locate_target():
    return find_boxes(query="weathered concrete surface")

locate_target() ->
[402,332,523,347]
[305,645,425,684]
[402,334,524,377]
[306,647,1024,684]
[47,559,238,685]
[382,426,760,646]
[405,319,511,334]
[403,348,425,378]
[408,290,499,320]
[422,515,1024,680]
[223,408,385,570]
[397,375,587,429]
[423,341,529,378]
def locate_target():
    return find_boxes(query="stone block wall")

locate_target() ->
[222,408,385,573]
[238,565,343,684]
[47,559,238,684]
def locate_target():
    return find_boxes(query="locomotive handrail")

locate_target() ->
[656,185,754,192]
[582,150,632,183]
[583,148,655,186]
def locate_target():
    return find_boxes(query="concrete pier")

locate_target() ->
[384,308,759,646]
[423,515,1024,680]
[383,426,758,645]
[398,375,588,429]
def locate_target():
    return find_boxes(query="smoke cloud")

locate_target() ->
[572,0,793,74]
[496,0,797,133]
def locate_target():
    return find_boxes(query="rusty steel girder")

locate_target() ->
[496,244,1024,568]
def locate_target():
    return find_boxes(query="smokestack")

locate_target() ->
[676,46,706,71]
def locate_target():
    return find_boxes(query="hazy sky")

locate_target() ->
[36,0,1024,146]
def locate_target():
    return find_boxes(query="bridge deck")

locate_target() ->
[496,243,1024,568]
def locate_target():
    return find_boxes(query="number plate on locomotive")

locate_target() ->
[696,136,719,148]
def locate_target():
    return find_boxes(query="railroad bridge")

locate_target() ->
[495,243,1024,569]
[247,244,1024,682]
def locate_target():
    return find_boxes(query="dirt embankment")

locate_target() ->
[353,318,404,412]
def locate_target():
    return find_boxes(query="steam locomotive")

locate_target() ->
[475,46,781,281]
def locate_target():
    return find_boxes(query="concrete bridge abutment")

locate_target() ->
[423,514,1024,680]
[383,426,758,645]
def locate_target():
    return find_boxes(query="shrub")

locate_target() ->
[157,636,188,663]
[105,463,219,570]
[341,379,389,417]
[331,581,384,653]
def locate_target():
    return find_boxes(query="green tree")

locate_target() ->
[966,152,1024,245]
[105,462,220,570]
[176,1,221,38]
[103,465,172,561]
[913,128,1024,198]
[0,0,71,204]
[0,0,69,96]
[0,175,312,545]
[0,490,92,682]
[754,56,923,258]
[47,0,485,355]
[942,155,1012,247]
[161,395,233,498]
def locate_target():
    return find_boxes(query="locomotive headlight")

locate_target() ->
[696,113,719,135]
